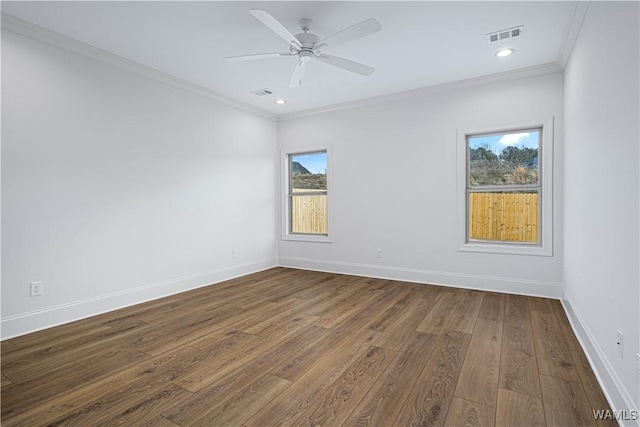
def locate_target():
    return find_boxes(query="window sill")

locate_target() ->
[282,234,332,243]
[459,242,552,256]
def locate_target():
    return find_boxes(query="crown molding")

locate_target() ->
[1,12,277,122]
[2,10,572,124]
[277,62,563,122]
[556,1,590,69]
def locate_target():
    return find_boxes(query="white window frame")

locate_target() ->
[456,117,553,256]
[281,147,332,243]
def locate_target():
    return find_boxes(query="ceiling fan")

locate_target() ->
[224,10,382,88]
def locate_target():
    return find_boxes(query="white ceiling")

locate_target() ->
[1,1,579,116]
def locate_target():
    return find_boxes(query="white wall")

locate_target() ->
[1,29,278,338]
[278,72,564,297]
[563,1,640,419]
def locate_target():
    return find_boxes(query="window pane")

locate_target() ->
[290,152,327,192]
[468,129,540,187]
[288,151,328,235]
[468,191,538,243]
[291,194,328,234]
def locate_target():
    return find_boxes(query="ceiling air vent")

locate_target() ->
[487,26,524,43]
[251,88,273,96]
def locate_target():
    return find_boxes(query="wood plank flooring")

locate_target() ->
[1,268,616,426]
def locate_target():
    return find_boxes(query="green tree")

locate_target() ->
[470,145,499,162]
[499,146,538,165]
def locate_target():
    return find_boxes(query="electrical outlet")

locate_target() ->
[232,249,238,258]
[30,281,43,297]
[616,330,623,358]
[376,249,383,258]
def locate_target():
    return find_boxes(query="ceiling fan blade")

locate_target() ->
[289,60,304,88]
[249,9,302,49]
[316,54,375,76]
[316,18,382,49]
[223,52,295,62]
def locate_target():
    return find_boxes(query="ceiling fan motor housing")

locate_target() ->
[295,31,320,62]
[296,32,320,49]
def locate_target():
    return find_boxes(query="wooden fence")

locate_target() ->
[291,193,328,234]
[469,192,538,242]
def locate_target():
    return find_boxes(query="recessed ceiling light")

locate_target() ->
[274,99,287,105]
[495,48,515,58]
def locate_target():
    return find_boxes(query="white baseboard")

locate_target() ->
[561,292,640,427]
[1,258,277,340]
[278,256,561,299]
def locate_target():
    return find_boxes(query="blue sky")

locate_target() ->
[292,152,327,174]
[469,129,540,154]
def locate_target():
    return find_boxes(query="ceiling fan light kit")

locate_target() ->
[223,9,382,88]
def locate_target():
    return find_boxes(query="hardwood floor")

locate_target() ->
[1,268,616,426]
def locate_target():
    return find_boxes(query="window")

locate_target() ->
[283,150,330,241]
[468,128,541,243]
[458,119,553,255]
